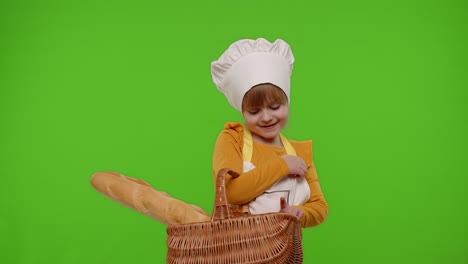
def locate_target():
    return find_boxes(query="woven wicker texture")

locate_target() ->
[166,168,303,264]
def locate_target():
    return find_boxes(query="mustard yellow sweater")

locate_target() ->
[212,122,328,228]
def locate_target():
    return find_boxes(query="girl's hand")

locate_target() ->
[282,155,307,178]
[279,197,304,218]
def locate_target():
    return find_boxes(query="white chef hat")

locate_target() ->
[211,38,295,112]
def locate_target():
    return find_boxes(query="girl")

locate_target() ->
[210,38,328,227]
[90,38,328,228]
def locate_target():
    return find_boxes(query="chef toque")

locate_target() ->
[211,38,295,112]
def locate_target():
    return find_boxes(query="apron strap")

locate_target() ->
[243,127,296,163]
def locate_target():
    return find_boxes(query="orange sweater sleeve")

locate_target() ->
[212,123,290,205]
[291,140,329,227]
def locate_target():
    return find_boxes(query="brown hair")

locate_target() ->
[241,83,288,112]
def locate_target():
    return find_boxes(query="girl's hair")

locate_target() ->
[241,83,288,111]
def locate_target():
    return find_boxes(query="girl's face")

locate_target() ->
[242,102,289,146]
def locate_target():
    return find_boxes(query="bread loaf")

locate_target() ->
[90,172,211,225]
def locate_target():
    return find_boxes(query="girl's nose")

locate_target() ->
[260,110,273,122]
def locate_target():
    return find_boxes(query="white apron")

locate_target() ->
[242,127,311,215]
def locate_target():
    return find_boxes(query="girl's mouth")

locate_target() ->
[260,122,278,129]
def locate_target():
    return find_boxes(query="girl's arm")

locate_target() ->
[212,129,290,205]
[293,161,329,227]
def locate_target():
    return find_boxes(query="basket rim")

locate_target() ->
[167,211,301,229]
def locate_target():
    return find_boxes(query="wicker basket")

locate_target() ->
[166,168,303,264]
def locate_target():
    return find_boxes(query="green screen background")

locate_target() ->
[1,0,467,263]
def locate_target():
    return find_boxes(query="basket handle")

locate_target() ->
[212,168,250,221]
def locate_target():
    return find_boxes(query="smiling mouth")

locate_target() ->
[260,122,278,129]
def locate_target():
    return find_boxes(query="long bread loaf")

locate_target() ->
[90,172,211,225]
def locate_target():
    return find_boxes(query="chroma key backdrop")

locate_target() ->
[1,0,466,263]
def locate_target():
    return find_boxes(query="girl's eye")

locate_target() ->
[270,104,281,110]
[248,109,259,115]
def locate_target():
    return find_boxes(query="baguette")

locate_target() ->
[90,172,211,225]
